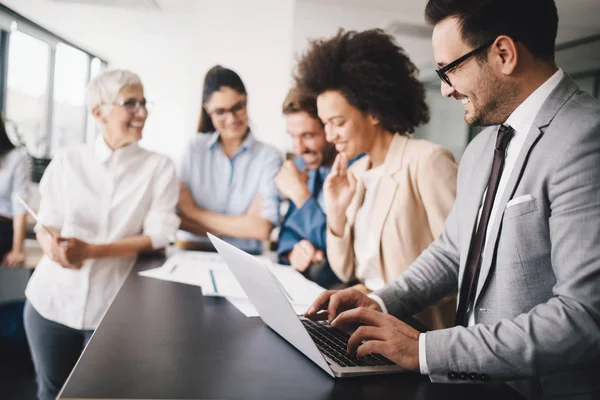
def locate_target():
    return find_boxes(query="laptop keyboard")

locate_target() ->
[302,319,396,367]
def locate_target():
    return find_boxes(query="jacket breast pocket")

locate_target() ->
[504,197,538,220]
[498,196,553,303]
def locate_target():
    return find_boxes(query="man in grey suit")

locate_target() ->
[306,0,600,398]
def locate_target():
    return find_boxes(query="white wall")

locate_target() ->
[1,0,296,164]
[293,1,432,69]
[294,0,600,68]
[414,86,469,161]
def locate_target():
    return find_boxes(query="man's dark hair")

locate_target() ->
[197,65,247,133]
[425,0,558,61]
[294,29,429,134]
[282,88,321,124]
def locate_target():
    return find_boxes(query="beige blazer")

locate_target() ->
[327,134,458,330]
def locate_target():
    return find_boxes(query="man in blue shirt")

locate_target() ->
[276,88,339,288]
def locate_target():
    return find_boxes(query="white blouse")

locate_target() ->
[353,165,386,291]
[25,136,180,330]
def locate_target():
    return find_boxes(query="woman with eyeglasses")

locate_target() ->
[23,70,180,400]
[0,117,30,267]
[176,65,282,255]
[295,29,458,330]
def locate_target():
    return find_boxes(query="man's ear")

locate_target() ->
[492,35,518,76]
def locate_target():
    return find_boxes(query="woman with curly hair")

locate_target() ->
[295,29,457,329]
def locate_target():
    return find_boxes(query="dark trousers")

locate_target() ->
[0,219,13,260]
[24,301,94,400]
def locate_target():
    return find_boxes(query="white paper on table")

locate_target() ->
[139,251,325,317]
[138,251,246,298]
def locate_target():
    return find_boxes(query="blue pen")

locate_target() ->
[209,268,218,294]
[169,264,178,274]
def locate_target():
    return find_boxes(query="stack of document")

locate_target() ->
[138,251,325,317]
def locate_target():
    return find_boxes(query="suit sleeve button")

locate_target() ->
[459,372,469,380]
[448,371,458,380]
[480,374,491,381]
[469,373,478,381]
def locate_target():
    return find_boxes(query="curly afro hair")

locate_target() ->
[294,29,430,134]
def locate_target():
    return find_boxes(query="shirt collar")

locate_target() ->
[206,132,221,150]
[293,156,332,177]
[505,69,564,135]
[207,130,256,153]
[318,165,332,177]
[94,134,140,164]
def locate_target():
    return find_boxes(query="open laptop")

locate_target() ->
[208,233,406,378]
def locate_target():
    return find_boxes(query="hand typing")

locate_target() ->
[304,287,381,322]
[333,307,420,372]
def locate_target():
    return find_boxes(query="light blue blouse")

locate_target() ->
[178,132,283,254]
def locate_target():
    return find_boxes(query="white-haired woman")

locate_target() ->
[23,70,180,400]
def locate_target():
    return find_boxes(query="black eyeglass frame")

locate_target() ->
[207,99,248,119]
[435,38,496,87]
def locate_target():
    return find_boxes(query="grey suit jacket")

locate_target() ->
[375,75,600,399]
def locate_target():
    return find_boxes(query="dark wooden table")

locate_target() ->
[58,256,523,400]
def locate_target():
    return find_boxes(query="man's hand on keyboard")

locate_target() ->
[304,288,381,323]
[331,307,420,372]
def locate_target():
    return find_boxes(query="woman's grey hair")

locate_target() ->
[87,70,142,110]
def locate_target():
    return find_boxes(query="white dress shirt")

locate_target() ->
[0,148,30,219]
[354,165,386,291]
[25,136,180,330]
[371,69,565,376]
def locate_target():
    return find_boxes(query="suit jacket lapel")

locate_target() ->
[473,74,580,302]
[371,135,408,270]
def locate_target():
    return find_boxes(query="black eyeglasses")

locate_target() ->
[435,39,496,87]
[208,100,247,120]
